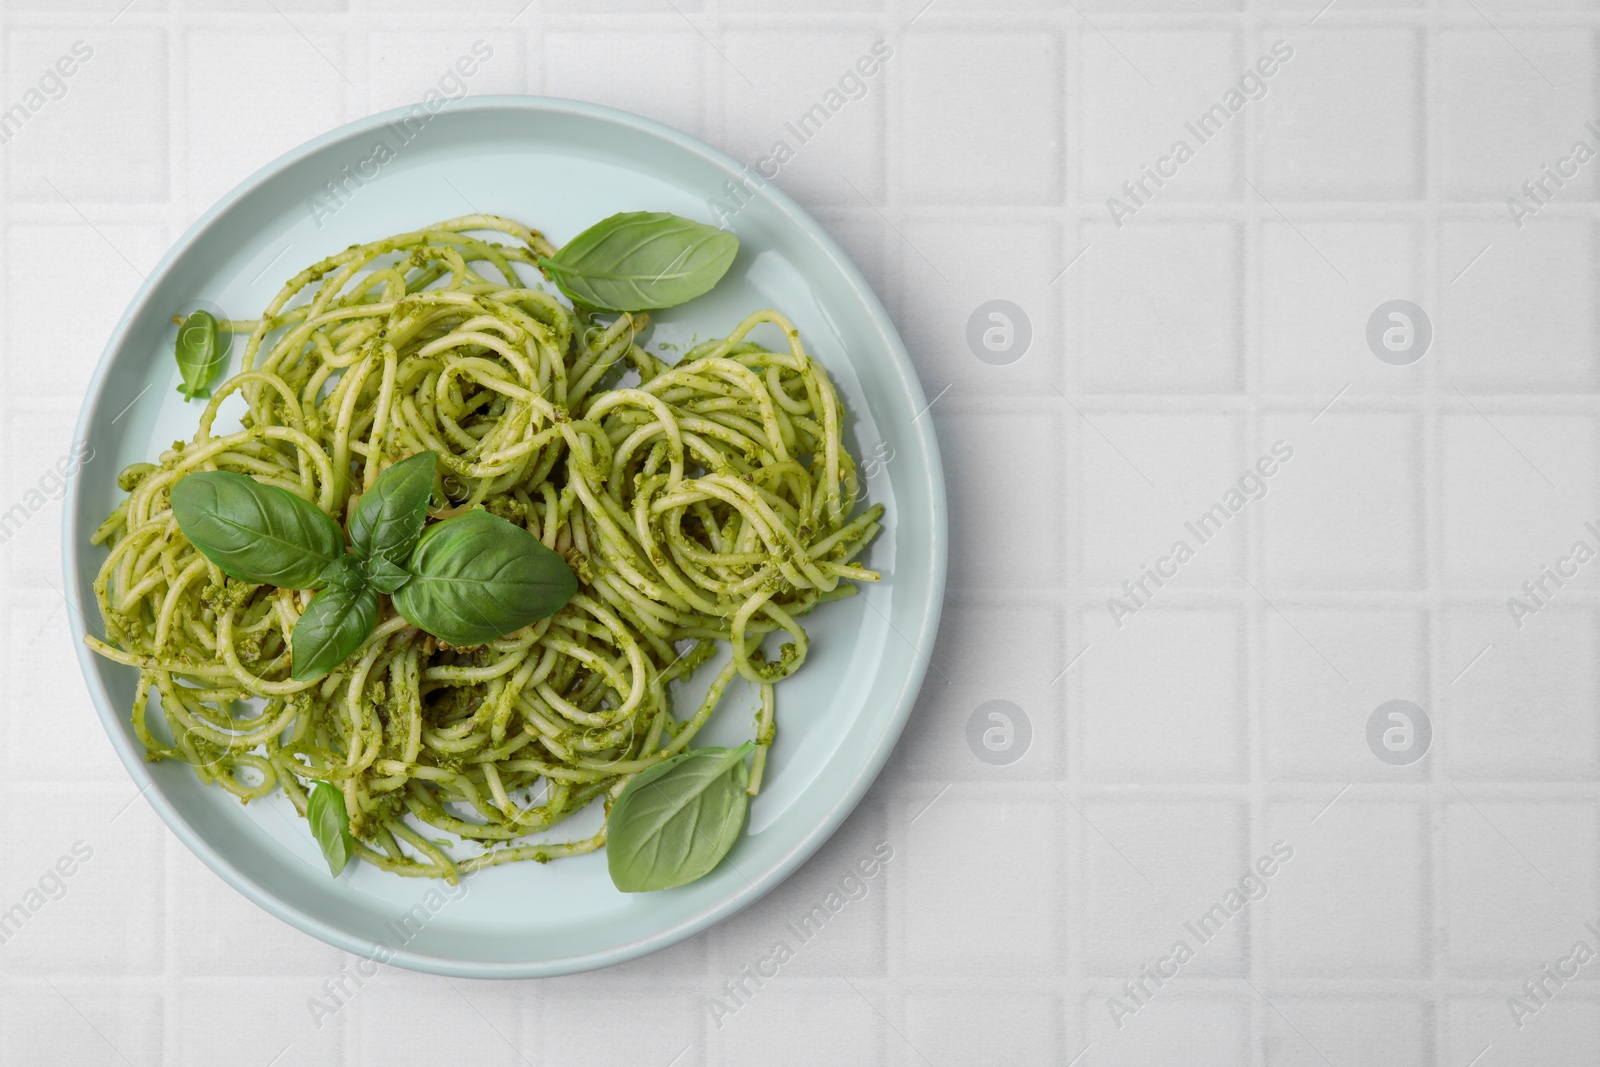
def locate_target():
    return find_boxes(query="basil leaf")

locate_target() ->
[170,471,343,588]
[175,310,225,401]
[540,212,739,312]
[349,451,436,564]
[361,553,412,595]
[317,554,365,592]
[290,582,379,681]
[393,509,577,646]
[306,780,355,877]
[606,743,754,892]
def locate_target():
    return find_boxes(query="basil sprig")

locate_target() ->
[539,211,739,312]
[175,309,226,401]
[306,781,354,876]
[169,451,578,684]
[606,742,755,892]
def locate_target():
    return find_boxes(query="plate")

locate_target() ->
[63,97,945,977]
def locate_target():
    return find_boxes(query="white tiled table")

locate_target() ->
[3,0,1597,1063]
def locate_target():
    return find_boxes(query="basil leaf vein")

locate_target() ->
[170,471,343,588]
[607,743,754,892]
[540,211,739,313]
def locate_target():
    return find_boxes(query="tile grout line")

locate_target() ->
[1421,2,1449,1059]
[1060,9,1086,1049]
[1242,9,1269,1063]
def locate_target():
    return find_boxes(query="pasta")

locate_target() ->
[86,215,883,880]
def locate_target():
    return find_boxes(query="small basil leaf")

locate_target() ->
[171,471,343,588]
[540,211,739,313]
[393,509,577,646]
[306,780,355,877]
[317,554,365,592]
[175,310,225,401]
[607,743,754,892]
[291,582,379,681]
[349,451,436,564]
[361,553,411,595]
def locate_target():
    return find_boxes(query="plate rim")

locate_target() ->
[62,94,947,978]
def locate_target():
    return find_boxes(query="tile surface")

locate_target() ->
[7,0,1600,1063]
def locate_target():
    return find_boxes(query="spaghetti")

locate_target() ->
[86,215,882,880]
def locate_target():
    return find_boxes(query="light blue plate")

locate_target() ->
[62,97,946,977]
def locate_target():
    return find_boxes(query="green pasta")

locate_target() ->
[86,215,882,881]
